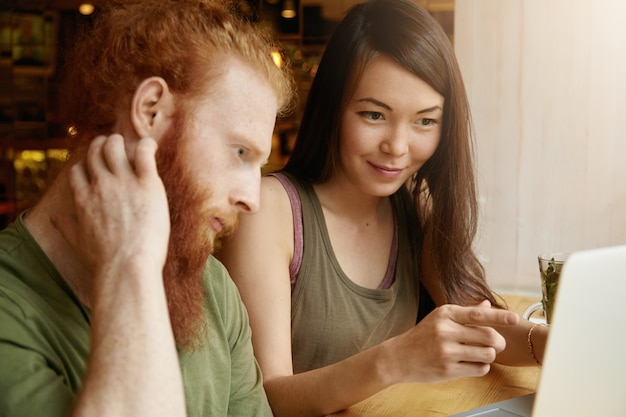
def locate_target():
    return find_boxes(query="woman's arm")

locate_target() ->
[217,176,295,381]
[420,221,549,368]
[494,320,549,366]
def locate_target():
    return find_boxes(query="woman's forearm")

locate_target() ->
[495,320,550,366]
[264,344,392,417]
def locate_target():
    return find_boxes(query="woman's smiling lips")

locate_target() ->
[368,161,404,178]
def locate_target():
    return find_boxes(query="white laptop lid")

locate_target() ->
[532,244,626,417]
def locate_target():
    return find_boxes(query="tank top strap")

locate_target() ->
[267,172,303,291]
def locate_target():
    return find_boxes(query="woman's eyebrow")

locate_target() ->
[357,97,443,114]
[417,105,443,115]
[357,98,443,115]
[356,97,391,110]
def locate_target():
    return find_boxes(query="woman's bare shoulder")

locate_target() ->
[259,174,293,220]
[221,175,294,259]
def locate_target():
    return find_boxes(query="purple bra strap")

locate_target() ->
[268,172,303,290]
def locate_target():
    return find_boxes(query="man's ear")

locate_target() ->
[130,77,175,141]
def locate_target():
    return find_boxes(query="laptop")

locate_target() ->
[451,244,626,417]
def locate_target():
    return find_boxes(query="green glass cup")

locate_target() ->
[523,253,568,324]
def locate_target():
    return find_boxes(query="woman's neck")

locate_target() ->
[313,176,391,227]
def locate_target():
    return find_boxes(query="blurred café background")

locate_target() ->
[1,0,624,295]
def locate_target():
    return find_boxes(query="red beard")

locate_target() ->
[155,113,218,352]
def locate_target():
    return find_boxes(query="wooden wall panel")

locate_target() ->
[455,0,626,294]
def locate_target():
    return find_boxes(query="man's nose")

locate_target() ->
[231,176,261,214]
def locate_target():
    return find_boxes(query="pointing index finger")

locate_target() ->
[453,304,519,327]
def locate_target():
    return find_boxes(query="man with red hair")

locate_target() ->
[0,1,293,416]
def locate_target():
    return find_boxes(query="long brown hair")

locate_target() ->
[284,0,499,307]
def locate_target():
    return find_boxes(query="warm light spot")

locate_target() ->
[281,0,296,18]
[281,9,296,19]
[48,149,68,160]
[78,3,95,15]
[18,150,46,163]
[271,50,283,68]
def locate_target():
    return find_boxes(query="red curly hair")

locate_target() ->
[61,0,294,155]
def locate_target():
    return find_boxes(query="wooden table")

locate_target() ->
[327,294,542,417]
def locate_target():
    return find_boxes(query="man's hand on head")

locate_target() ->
[53,134,170,277]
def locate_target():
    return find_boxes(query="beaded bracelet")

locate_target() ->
[527,323,547,365]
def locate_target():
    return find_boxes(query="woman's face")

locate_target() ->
[336,54,443,197]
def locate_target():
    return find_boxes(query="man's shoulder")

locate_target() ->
[206,254,228,273]
[203,255,230,289]
[0,253,41,323]
[0,218,28,256]
[201,256,242,310]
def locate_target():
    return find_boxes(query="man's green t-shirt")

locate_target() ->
[0,213,273,417]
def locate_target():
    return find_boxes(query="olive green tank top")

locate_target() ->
[275,173,420,374]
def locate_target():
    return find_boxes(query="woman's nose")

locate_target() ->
[380,125,409,156]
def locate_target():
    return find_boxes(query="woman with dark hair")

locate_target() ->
[218,1,548,416]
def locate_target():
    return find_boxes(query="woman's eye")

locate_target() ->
[359,111,384,121]
[236,148,245,158]
[418,118,438,127]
